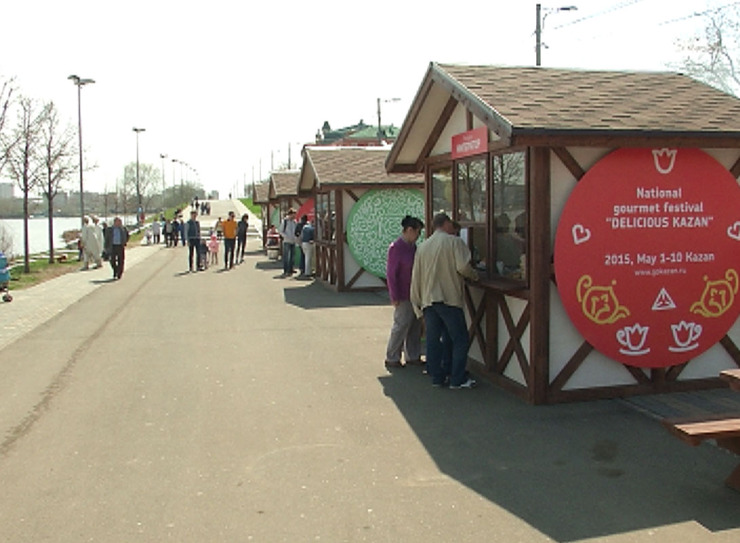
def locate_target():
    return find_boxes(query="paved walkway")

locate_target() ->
[0,199,738,542]
[0,200,260,352]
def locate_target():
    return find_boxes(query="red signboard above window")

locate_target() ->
[451,126,488,159]
[554,148,740,368]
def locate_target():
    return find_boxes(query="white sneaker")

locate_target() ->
[449,378,477,389]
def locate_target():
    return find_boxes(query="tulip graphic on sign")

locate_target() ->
[669,321,702,353]
[690,269,739,318]
[617,323,650,356]
[652,148,678,174]
[577,275,630,325]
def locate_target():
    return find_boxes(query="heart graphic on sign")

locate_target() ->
[728,221,740,241]
[572,224,592,245]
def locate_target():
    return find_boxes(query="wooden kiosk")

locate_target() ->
[251,181,270,247]
[386,63,740,404]
[298,146,424,291]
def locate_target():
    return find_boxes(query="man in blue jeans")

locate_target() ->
[278,208,298,277]
[410,213,479,389]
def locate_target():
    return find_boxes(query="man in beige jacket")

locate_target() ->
[410,213,479,389]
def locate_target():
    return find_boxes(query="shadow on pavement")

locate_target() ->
[379,371,740,542]
[283,281,388,310]
[90,278,117,284]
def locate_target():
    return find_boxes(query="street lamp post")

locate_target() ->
[159,153,167,208]
[132,128,145,221]
[68,74,95,227]
[535,3,578,66]
[377,97,401,144]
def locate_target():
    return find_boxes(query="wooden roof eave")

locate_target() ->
[511,128,740,148]
[429,62,513,143]
[386,62,514,174]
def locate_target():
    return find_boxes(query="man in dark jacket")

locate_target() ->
[186,210,201,272]
[236,214,249,264]
[104,216,129,280]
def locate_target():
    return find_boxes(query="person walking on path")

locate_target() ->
[410,212,479,388]
[179,215,186,247]
[236,213,249,264]
[222,211,238,270]
[295,214,308,274]
[80,216,103,270]
[104,216,129,280]
[384,215,424,369]
[299,218,315,277]
[186,210,201,272]
[278,209,298,277]
[151,218,161,245]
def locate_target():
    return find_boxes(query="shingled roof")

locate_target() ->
[438,63,740,134]
[387,62,740,172]
[252,181,269,204]
[300,147,423,189]
[269,171,300,199]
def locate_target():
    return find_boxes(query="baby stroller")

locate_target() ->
[197,239,209,271]
[0,251,12,302]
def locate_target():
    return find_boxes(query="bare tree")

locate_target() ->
[6,96,45,272]
[676,7,740,95]
[39,101,78,263]
[122,161,160,217]
[0,76,17,174]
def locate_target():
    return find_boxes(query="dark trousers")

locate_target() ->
[282,242,295,275]
[423,303,469,386]
[188,239,199,270]
[236,234,247,261]
[109,245,125,279]
[224,238,236,268]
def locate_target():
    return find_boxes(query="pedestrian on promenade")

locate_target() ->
[410,212,479,388]
[207,231,219,266]
[186,210,201,272]
[151,218,161,245]
[300,217,315,277]
[179,215,186,246]
[236,213,249,263]
[295,214,308,274]
[104,216,129,280]
[222,211,238,269]
[278,208,298,277]
[215,217,223,240]
[385,215,424,369]
[80,216,102,270]
[164,217,173,247]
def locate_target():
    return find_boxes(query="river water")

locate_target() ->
[0,216,136,256]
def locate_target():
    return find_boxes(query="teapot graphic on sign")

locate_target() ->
[576,275,631,325]
[690,269,739,318]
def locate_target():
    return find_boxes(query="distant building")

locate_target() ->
[315,120,399,146]
[0,182,13,199]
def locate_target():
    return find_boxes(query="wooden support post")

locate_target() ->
[529,147,551,404]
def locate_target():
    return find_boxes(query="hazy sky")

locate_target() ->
[0,0,731,199]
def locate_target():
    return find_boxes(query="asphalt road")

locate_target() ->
[0,204,739,542]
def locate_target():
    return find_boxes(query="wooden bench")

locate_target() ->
[663,368,740,491]
[662,416,740,491]
[720,369,740,392]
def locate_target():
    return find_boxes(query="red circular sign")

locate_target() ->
[554,148,740,368]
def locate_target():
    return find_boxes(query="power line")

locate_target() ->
[657,1,740,26]
[550,0,648,31]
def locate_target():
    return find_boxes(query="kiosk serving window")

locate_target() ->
[316,191,336,242]
[456,158,488,273]
[431,166,453,215]
[492,151,527,281]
